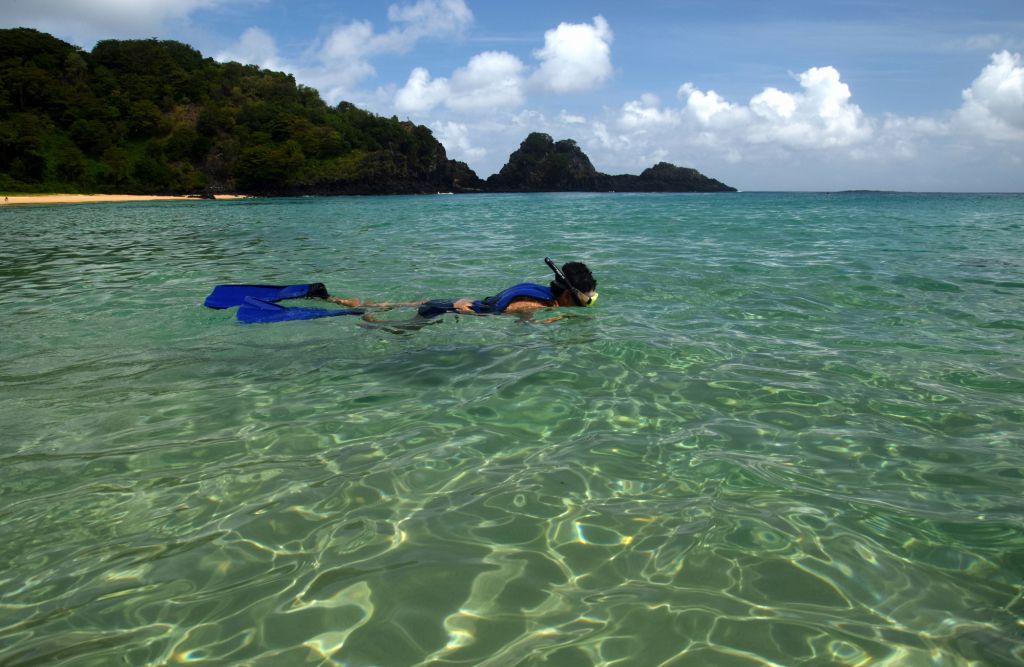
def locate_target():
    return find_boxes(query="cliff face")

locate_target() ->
[485,133,735,193]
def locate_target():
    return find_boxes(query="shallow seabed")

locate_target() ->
[1,192,1022,666]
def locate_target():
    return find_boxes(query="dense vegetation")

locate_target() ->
[0,28,480,194]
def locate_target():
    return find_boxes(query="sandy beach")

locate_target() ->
[2,194,248,206]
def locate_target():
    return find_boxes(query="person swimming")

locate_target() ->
[325,258,598,324]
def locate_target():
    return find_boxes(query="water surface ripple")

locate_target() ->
[1,193,1022,666]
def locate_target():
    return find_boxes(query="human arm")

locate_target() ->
[502,299,553,315]
[504,298,572,324]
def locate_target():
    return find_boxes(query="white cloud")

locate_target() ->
[794,66,870,146]
[395,67,451,113]
[750,87,796,120]
[509,109,547,129]
[619,94,679,129]
[318,0,472,61]
[447,51,527,112]
[0,0,230,42]
[394,51,526,114]
[667,66,874,151]
[957,51,1024,140]
[874,114,949,159]
[393,16,612,116]
[319,20,379,62]
[572,64,913,185]
[387,0,473,40]
[677,84,741,126]
[312,0,472,99]
[532,16,613,93]
[215,27,284,72]
[434,121,486,161]
[560,111,587,124]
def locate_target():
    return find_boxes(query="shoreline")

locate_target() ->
[2,194,249,206]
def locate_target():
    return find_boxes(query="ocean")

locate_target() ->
[1,192,1022,666]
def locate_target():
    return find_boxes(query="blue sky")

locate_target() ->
[4,0,1023,191]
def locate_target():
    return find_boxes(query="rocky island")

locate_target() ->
[485,133,735,193]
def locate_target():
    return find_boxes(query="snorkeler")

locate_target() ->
[325,258,598,323]
[201,259,595,325]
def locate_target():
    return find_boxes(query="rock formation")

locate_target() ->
[484,133,735,193]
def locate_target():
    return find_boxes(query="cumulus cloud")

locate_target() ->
[395,67,451,113]
[676,84,740,126]
[0,0,230,42]
[957,51,1024,140]
[532,16,613,93]
[603,65,873,161]
[750,87,796,121]
[448,51,526,111]
[672,66,873,150]
[394,15,612,116]
[396,51,526,113]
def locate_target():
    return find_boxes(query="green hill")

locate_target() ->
[0,29,735,197]
[0,28,482,195]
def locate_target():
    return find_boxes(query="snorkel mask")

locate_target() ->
[545,257,598,307]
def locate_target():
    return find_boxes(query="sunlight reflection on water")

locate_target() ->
[1,193,1022,666]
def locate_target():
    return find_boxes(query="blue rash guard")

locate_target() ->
[417,282,555,318]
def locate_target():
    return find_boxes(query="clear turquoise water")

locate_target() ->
[1,192,1022,666]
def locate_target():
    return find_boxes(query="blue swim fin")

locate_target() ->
[204,283,328,309]
[236,297,365,324]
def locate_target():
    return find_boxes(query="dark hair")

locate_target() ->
[550,261,596,296]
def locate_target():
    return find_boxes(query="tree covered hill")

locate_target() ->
[0,29,735,196]
[0,28,482,195]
